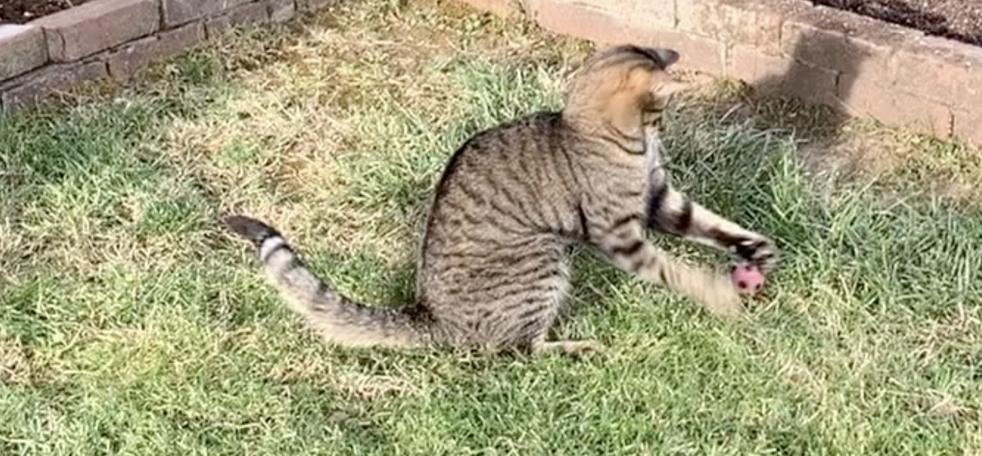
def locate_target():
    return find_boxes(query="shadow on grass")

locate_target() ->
[693,27,864,182]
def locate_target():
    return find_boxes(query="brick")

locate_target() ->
[297,0,337,12]
[833,60,894,117]
[609,0,674,32]
[779,4,918,77]
[952,109,982,148]
[529,0,632,45]
[836,72,896,124]
[1,60,108,112]
[0,25,48,81]
[107,22,206,81]
[892,36,982,112]
[526,0,717,70]
[205,3,271,38]
[842,88,953,138]
[880,93,953,138]
[730,44,837,106]
[632,29,726,74]
[162,0,252,26]
[835,70,893,119]
[266,0,296,23]
[831,37,967,140]
[678,0,804,53]
[33,0,159,62]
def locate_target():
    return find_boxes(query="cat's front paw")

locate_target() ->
[731,236,778,273]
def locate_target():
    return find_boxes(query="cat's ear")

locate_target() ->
[649,47,679,67]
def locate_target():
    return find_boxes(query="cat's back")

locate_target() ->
[442,111,567,177]
[421,111,581,259]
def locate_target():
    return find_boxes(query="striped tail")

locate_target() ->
[223,215,436,349]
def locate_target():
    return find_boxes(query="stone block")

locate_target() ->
[892,35,982,112]
[840,82,952,138]
[612,0,674,32]
[679,0,805,53]
[1,60,108,112]
[33,0,160,62]
[106,22,206,81]
[883,93,954,138]
[530,0,631,45]
[952,109,982,148]
[635,29,726,74]
[162,0,252,26]
[780,4,916,77]
[205,2,270,38]
[267,0,296,23]
[0,24,48,81]
[730,44,837,106]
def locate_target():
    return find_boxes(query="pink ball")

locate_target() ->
[730,262,764,294]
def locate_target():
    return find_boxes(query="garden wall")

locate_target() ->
[2,0,980,149]
[0,0,336,112]
[460,0,982,148]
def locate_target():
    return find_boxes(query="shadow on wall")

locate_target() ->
[746,29,860,139]
[731,28,875,174]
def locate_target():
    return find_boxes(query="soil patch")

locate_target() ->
[812,0,982,47]
[1,0,94,24]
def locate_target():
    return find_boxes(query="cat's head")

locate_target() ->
[563,44,690,133]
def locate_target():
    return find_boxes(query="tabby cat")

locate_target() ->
[225,44,778,356]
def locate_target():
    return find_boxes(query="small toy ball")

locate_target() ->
[730,262,764,295]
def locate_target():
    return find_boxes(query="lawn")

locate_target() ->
[2,0,982,454]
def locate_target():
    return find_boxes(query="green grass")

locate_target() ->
[3,1,982,454]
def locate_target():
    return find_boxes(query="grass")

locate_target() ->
[2,0,982,454]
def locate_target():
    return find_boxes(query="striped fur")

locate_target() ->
[225,44,778,356]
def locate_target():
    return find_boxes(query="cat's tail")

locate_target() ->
[223,215,437,349]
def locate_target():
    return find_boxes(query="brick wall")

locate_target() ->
[457,0,982,148]
[0,0,337,112]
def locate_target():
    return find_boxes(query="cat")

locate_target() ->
[224,44,778,356]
